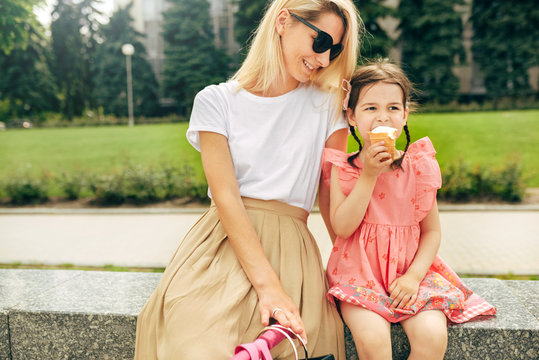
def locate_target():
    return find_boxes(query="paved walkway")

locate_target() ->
[0,206,538,274]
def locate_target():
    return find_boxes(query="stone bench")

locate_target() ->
[0,269,537,359]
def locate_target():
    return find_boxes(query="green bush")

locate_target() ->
[418,96,539,113]
[188,183,209,201]
[122,165,167,204]
[494,162,526,202]
[439,158,525,203]
[0,99,10,122]
[57,171,92,200]
[3,176,49,205]
[167,164,208,201]
[31,111,186,128]
[160,164,194,199]
[0,159,525,206]
[88,164,208,206]
[90,174,127,206]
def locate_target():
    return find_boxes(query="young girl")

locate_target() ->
[323,60,496,359]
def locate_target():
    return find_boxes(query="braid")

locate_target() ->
[347,125,362,168]
[403,124,411,152]
[391,124,411,169]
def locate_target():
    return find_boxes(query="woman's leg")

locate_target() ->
[400,310,447,360]
[340,302,392,360]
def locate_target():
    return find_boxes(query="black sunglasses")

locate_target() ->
[290,13,343,61]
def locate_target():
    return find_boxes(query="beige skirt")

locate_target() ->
[135,197,345,360]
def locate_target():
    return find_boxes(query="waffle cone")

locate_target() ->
[368,132,396,160]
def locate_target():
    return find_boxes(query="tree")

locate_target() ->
[162,0,230,114]
[49,0,106,119]
[234,0,267,58]
[75,0,105,110]
[93,4,160,117]
[398,0,465,104]
[233,0,394,62]
[0,28,59,120]
[50,0,87,120]
[353,0,394,61]
[0,0,42,55]
[471,0,539,102]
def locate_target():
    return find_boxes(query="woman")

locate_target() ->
[135,0,362,358]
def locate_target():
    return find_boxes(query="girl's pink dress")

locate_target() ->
[322,137,496,323]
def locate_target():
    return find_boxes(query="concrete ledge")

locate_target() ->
[0,270,537,359]
[0,270,161,360]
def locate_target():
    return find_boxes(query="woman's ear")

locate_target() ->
[275,9,290,36]
[346,108,356,127]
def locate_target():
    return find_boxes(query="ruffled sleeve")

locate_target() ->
[321,148,360,192]
[407,137,442,223]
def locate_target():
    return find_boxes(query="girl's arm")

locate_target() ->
[199,131,306,341]
[388,201,442,309]
[318,128,348,244]
[329,142,391,238]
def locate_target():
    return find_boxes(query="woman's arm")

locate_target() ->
[318,128,348,243]
[388,201,442,309]
[199,131,306,340]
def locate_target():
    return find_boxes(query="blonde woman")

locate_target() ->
[135,0,363,358]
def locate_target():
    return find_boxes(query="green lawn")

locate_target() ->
[1,110,538,186]
[0,123,205,181]
[405,110,538,187]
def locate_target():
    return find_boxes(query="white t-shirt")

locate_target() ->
[187,80,347,211]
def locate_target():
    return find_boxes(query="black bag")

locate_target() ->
[265,324,335,360]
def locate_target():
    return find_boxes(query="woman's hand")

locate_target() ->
[257,283,307,343]
[362,141,393,177]
[388,273,421,309]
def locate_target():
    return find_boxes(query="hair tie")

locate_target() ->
[341,78,351,110]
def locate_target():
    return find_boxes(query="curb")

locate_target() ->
[1,204,538,215]
[0,207,208,215]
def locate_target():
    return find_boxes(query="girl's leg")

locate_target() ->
[340,302,392,360]
[400,310,447,360]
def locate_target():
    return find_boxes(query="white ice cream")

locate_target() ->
[371,126,398,139]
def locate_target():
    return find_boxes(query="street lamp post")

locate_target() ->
[121,43,135,127]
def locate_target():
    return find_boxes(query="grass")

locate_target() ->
[362,110,539,186]
[1,110,538,187]
[406,110,539,187]
[0,122,205,181]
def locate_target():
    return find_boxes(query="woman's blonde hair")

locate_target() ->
[232,0,363,119]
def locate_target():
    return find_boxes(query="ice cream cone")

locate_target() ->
[368,127,397,160]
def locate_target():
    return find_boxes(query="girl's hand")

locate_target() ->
[388,273,421,309]
[363,141,393,177]
[258,285,307,343]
